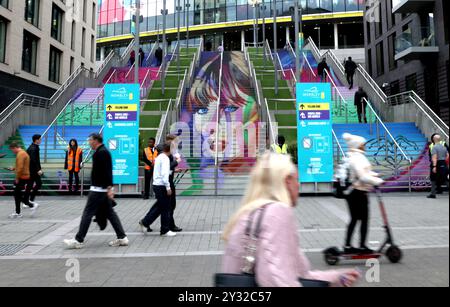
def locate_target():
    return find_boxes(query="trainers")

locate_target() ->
[359,246,374,254]
[22,203,31,209]
[427,194,436,199]
[63,238,84,249]
[343,246,358,254]
[139,220,148,234]
[29,201,40,207]
[30,203,39,216]
[109,237,129,247]
[8,213,23,219]
[170,226,183,232]
[161,231,176,237]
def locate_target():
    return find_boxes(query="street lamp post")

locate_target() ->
[294,0,302,82]
[134,0,140,84]
[186,1,191,56]
[261,0,266,62]
[249,0,262,54]
[176,0,182,80]
[161,0,167,95]
[273,0,278,95]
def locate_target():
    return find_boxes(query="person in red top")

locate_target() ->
[65,139,83,193]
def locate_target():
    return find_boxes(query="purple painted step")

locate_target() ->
[74,88,103,104]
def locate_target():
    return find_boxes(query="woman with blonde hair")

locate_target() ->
[221,152,360,287]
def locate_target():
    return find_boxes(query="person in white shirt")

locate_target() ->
[139,143,176,237]
[342,133,384,255]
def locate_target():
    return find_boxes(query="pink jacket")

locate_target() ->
[221,202,345,287]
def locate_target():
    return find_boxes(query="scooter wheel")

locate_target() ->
[324,247,340,266]
[386,246,402,263]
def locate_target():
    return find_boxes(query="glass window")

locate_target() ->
[346,0,358,11]
[71,21,76,51]
[92,3,96,30]
[51,4,64,42]
[91,34,95,63]
[83,0,87,22]
[390,80,400,95]
[388,33,397,70]
[236,1,247,21]
[227,1,236,22]
[0,17,6,63]
[25,0,40,27]
[320,0,333,13]
[367,48,372,76]
[405,73,417,91]
[0,0,8,8]
[49,46,62,83]
[82,27,86,57]
[375,42,384,77]
[333,0,345,12]
[22,30,38,75]
[70,56,74,75]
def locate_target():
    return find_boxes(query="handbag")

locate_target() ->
[215,205,330,288]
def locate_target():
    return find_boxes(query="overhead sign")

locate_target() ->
[296,83,333,183]
[104,84,140,184]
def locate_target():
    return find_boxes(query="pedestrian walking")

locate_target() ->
[7,142,36,218]
[342,133,384,254]
[25,134,42,208]
[139,142,176,237]
[317,58,329,83]
[64,133,128,249]
[354,87,368,123]
[130,50,136,66]
[427,134,449,199]
[220,152,360,287]
[142,137,158,199]
[139,48,145,67]
[64,139,83,193]
[344,57,357,90]
[155,46,163,66]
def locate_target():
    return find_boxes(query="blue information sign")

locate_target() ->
[296,83,333,183]
[104,84,140,184]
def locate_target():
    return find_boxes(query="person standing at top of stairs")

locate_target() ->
[24,134,42,210]
[345,57,357,90]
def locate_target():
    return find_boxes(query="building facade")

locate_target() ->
[0,0,97,110]
[96,0,365,59]
[363,0,449,121]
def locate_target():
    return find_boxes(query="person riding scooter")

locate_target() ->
[343,133,384,254]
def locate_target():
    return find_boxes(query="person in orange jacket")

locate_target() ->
[142,137,158,199]
[65,139,83,193]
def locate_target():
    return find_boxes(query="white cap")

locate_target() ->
[343,133,367,150]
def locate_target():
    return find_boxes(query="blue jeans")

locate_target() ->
[142,185,171,234]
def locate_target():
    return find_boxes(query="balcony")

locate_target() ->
[392,0,435,14]
[395,27,439,61]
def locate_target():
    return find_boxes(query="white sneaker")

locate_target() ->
[29,201,40,207]
[8,213,23,219]
[109,237,129,247]
[30,203,39,216]
[161,231,176,237]
[22,203,31,209]
[63,238,84,249]
[138,220,147,235]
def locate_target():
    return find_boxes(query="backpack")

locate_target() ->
[333,158,353,199]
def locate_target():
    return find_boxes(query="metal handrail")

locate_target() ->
[332,129,346,159]
[176,69,188,108]
[140,69,151,90]
[95,50,115,79]
[363,97,411,163]
[357,63,387,102]
[248,55,262,107]
[387,90,449,138]
[302,52,317,78]
[275,52,286,78]
[156,98,173,145]
[265,39,274,62]
[48,65,88,106]
[324,69,347,104]
[125,62,135,81]
[144,42,158,66]
[264,98,276,146]
[120,39,135,62]
[40,99,74,139]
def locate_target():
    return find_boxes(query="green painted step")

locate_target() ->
[140,115,162,128]
[275,114,296,127]
[143,100,170,111]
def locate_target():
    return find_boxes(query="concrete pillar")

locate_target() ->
[286,26,290,44]
[100,47,105,61]
[334,23,339,50]
[241,30,245,52]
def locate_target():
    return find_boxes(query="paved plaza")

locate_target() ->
[0,193,448,287]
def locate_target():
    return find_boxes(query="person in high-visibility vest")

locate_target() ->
[142,137,158,200]
[271,135,289,154]
[64,139,83,193]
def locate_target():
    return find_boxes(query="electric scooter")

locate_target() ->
[323,188,403,265]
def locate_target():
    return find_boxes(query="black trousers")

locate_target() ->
[24,173,42,202]
[68,171,80,192]
[345,189,369,247]
[169,183,177,229]
[75,191,126,243]
[142,185,171,234]
[14,179,32,214]
[143,169,153,198]
[347,73,355,89]
[356,103,367,123]
[430,161,449,196]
